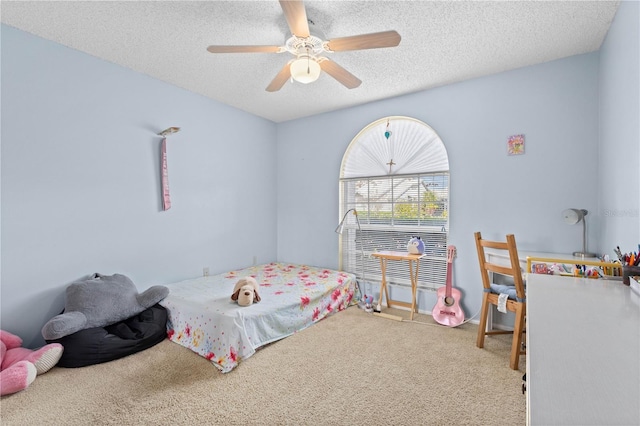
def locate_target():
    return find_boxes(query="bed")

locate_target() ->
[159,262,357,373]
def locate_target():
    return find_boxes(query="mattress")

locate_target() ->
[160,262,357,372]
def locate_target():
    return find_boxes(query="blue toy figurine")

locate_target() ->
[407,236,425,255]
[364,295,374,313]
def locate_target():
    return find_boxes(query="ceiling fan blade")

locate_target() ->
[207,45,281,54]
[279,0,310,38]
[319,59,362,89]
[266,62,292,92]
[325,30,401,52]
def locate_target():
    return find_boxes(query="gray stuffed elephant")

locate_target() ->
[42,273,169,340]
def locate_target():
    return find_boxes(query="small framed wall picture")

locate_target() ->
[507,134,525,155]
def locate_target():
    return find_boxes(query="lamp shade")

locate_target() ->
[335,209,360,234]
[562,208,595,258]
[290,56,321,84]
[562,208,584,225]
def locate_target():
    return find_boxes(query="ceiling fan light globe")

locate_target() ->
[290,57,321,84]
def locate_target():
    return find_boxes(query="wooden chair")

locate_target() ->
[474,232,526,370]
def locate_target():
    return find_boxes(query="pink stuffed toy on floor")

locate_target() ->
[0,330,63,396]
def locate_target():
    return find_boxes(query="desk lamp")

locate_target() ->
[562,208,595,258]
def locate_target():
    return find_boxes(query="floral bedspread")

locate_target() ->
[160,263,357,373]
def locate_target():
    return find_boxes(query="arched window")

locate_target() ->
[338,116,450,291]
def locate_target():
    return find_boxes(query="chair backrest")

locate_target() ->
[474,232,526,301]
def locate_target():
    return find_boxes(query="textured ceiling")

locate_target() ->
[1,1,620,123]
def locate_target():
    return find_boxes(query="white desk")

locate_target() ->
[526,274,640,425]
[483,251,601,330]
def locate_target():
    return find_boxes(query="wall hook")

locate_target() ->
[158,127,180,137]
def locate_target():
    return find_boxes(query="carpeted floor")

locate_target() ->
[0,307,525,425]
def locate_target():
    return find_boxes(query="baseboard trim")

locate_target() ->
[371,304,515,330]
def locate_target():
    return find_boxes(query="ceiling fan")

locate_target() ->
[206,0,401,92]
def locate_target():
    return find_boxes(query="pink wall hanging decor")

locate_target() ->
[157,127,180,211]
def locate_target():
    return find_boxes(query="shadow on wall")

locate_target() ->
[13,276,86,349]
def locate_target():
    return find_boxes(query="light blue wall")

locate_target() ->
[1,25,278,347]
[277,53,601,322]
[2,1,637,347]
[598,0,639,255]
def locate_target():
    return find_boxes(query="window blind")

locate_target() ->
[339,172,449,290]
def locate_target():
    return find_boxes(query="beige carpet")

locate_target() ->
[0,307,525,425]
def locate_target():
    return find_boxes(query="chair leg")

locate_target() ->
[509,303,526,370]
[476,293,490,348]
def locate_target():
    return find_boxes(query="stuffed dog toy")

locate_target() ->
[231,277,261,306]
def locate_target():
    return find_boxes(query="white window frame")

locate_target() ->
[338,117,450,292]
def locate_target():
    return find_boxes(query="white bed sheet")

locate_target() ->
[160,262,357,372]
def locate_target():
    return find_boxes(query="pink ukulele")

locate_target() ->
[432,245,465,327]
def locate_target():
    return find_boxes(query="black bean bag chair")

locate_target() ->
[46,303,167,368]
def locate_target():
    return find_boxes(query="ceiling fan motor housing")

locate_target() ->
[285,33,325,57]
